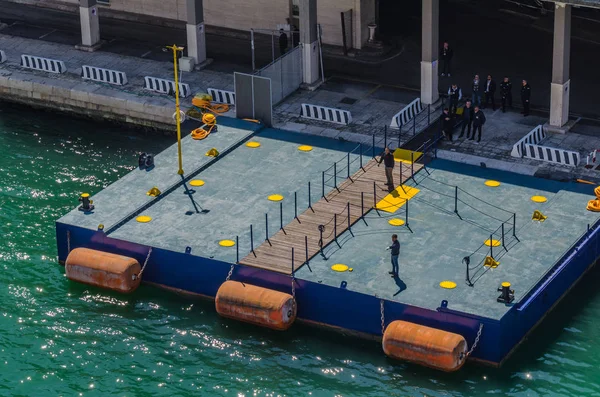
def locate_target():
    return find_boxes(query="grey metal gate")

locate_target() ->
[234,72,273,127]
[255,45,303,105]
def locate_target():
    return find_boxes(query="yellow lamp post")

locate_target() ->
[166,44,185,175]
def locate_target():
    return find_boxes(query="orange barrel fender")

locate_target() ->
[215,281,296,331]
[382,320,468,372]
[65,248,141,293]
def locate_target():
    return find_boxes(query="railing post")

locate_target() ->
[265,213,269,242]
[250,224,254,255]
[334,162,337,189]
[291,247,295,275]
[454,186,458,214]
[490,233,494,259]
[319,226,324,257]
[236,235,239,263]
[373,180,377,207]
[347,152,350,179]
[322,171,325,198]
[294,191,298,220]
[399,158,403,184]
[405,197,409,228]
[372,134,376,158]
[334,213,337,243]
[361,191,364,216]
[308,181,312,210]
[305,235,309,264]
[513,213,516,237]
[502,223,507,251]
[280,202,283,230]
[347,202,351,231]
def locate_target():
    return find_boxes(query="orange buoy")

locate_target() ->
[215,280,296,331]
[65,248,141,293]
[382,320,468,372]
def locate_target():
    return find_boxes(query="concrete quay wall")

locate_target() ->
[0,71,176,131]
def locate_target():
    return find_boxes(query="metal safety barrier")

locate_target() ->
[208,88,236,105]
[143,76,191,98]
[82,65,128,86]
[523,143,580,167]
[511,125,546,158]
[0,50,6,64]
[21,54,66,74]
[300,103,352,125]
[390,98,423,128]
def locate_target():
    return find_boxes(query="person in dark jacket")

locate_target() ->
[386,234,400,277]
[447,83,462,115]
[440,42,453,77]
[472,75,482,107]
[442,108,454,142]
[483,75,497,110]
[279,29,288,55]
[378,147,395,191]
[500,77,512,113]
[459,100,474,139]
[471,106,486,143]
[521,80,531,116]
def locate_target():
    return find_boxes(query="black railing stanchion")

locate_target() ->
[410,151,415,181]
[490,233,494,259]
[322,171,325,198]
[265,213,270,244]
[513,213,517,238]
[373,181,377,207]
[405,197,410,230]
[399,157,403,184]
[347,152,350,179]
[308,181,312,210]
[454,186,458,214]
[361,191,364,216]
[334,213,338,243]
[250,224,255,256]
[502,223,507,251]
[347,202,351,231]
[280,202,284,230]
[236,235,239,263]
[359,143,363,170]
[305,235,309,264]
[319,226,325,257]
[294,192,298,220]
[291,247,295,275]
[334,162,337,189]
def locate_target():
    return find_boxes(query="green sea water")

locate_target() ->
[1,103,599,397]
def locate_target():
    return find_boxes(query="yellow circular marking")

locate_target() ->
[388,218,405,227]
[502,282,511,288]
[531,195,547,203]
[331,264,349,272]
[298,145,313,152]
[136,215,152,223]
[484,239,502,247]
[81,193,90,198]
[246,141,261,148]
[485,180,501,187]
[190,179,205,187]
[219,239,235,247]
[440,281,457,289]
[268,194,284,202]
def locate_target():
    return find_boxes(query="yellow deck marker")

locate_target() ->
[190,179,205,187]
[440,281,457,289]
[268,194,284,202]
[531,195,547,203]
[485,180,501,187]
[331,264,349,272]
[388,218,405,226]
[375,185,420,213]
[136,215,152,223]
[298,145,313,152]
[219,239,235,247]
[246,141,261,148]
[484,239,501,247]
[393,148,423,163]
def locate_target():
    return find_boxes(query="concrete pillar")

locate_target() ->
[550,3,571,128]
[77,0,101,51]
[421,0,439,105]
[186,0,207,66]
[300,0,320,87]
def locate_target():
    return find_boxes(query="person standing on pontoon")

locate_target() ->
[378,147,395,192]
[387,234,400,277]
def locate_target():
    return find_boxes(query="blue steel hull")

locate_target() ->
[56,219,600,367]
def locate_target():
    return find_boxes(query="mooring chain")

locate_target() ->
[134,247,153,281]
[466,323,484,357]
[225,263,235,281]
[380,299,385,335]
[66,230,71,254]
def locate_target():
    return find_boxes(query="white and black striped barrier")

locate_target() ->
[0,50,6,64]
[390,98,423,128]
[82,65,128,86]
[300,103,352,125]
[144,76,191,98]
[208,88,236,105]
[511,125,546,158]
[21,54,66,74]
[523,143,580,167]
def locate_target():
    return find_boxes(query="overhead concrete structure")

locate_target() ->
[420,0,439,105]
[549,2,572,129]
[186,0,207,67]
[77,0,101,51]
[300,0,320,87]
[541,0,600,8]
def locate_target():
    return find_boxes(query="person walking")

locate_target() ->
[378,147,395,191]
[472,75,482,107]
[440,42,453,77]
[459,100,474,139]
[279,29,288,56]
[471,105,486,143]
[500,77,513,113]
[521,80,531,116]
[447,83,462,115]
[483,75,497,110]
[386,234,400,277]
[442,108,454,141]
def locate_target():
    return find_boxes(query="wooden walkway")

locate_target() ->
[239,157,424,274]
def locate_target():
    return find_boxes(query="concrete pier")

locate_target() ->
[420,0,439,105]
[77,0,102,52]
[549,3,572,130]
[186,0,207,67]
[300,0,320,88]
